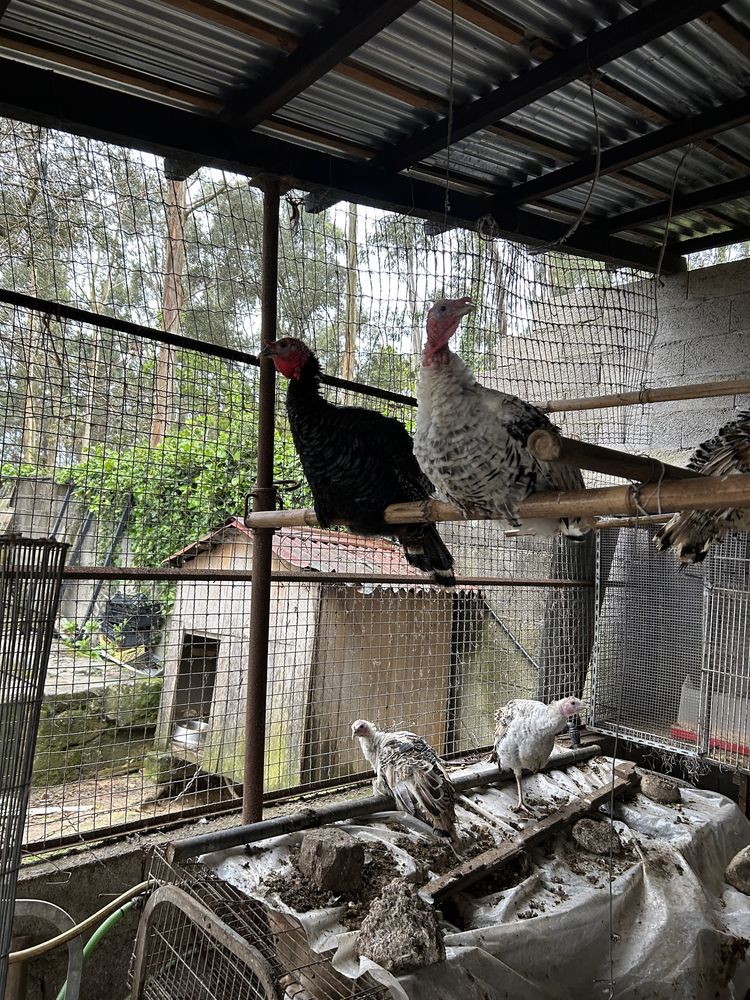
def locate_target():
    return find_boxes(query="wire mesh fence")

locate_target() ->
[592,525,750,774]
[1,114,744,853]
[0,535,67,986]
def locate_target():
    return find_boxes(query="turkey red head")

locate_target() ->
[558,696,587,718]
[424,296,475,362]
[260,337,313,380]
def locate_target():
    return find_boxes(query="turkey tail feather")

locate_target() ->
[396,524,456,587]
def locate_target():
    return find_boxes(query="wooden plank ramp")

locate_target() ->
[424,761,639,904]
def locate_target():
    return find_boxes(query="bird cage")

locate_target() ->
[0,535,68,987]
[132,851,388,1000]
[591,525,750,772]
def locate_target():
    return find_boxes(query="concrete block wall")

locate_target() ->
[651,257,750,463]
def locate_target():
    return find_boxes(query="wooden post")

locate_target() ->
[242,473,750,529]
[423,762,638,903]
[527,429,697,482]
[542,375,750,413]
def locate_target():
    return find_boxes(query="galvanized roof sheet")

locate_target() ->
[0,0,749,265]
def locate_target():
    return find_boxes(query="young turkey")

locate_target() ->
[491,697,586,813]
[654,410,750,565]
[352,719,460,849]
[413,297,593,538]
[261,337,455,586]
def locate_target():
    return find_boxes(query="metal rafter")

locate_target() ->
[371,0,728,172]
[580,173,750,237]
[221,0,421,125]
[492,94,750,210]
[0,57,685,272]
[671,224,750,255]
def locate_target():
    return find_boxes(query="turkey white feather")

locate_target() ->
[491,697,586,812]
[414,297,593,538]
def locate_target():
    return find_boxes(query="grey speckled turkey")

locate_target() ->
[654,410,750,565]
[491,697,586,813]
[413,296,594,538]
[352,719,460,848]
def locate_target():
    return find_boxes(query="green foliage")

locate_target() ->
[68,397,260,568]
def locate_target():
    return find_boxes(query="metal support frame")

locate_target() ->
[223,0,420,124]
[242,178,280,826]
[498,94,750,210]
[0,58,685,273]
[11,900,83,1000]
[371,0,726,172]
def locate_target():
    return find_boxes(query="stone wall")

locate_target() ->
[651,258,750,463]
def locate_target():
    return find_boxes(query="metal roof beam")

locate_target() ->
[0,57,684,273]
[671,225,750,256]
[580,173,750,236]
[222,0,421,125]
[371,0,727,172]
[495,94,750,209]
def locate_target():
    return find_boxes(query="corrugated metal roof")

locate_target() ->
[167,517,430,580]
[1,0,749,262]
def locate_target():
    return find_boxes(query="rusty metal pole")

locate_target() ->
[242,177,280,824]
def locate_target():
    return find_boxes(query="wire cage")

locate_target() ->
[132,851,388,1000]
[591,525,750,773]
[0,535,68,987]
[3,113,741,852]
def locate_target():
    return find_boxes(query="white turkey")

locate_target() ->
[491,697,586,813]
[352,719,460,848]
[413,296,593,538]
[654,410,750,565]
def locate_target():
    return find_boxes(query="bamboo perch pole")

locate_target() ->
[541,375,750,413]
[243,473,750,530]
[526,429,697,482]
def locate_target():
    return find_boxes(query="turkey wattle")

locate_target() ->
[413,297,593,538]
[261,337,455,586]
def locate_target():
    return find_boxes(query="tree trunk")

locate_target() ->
[342,202,358,381]
[150,178,187,448]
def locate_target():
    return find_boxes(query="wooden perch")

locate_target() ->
[424,761,638,904]
[542,376,750,414]
[526,429,697,482]
[243,472,750,530]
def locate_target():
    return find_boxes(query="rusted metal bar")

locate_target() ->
[542,375,750,413]
[167,744,601,861]
[243,177,280,826]
[526,428,697,482]
[243,473,750,527]
[0,286,413,407]
[58,566,592,588]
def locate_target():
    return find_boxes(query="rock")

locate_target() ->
[726,845,750,895]
[572,818,622,856]
[641,773,681,804]
[357,879,444,973]
[102,677,162,728]
[298,827,364,893]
